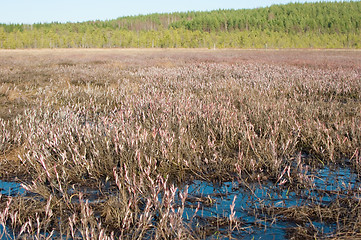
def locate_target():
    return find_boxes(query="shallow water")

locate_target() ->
[0,180,25,196]
[0,165,359,239]
[0,180,24,240]
[177,165,360,239]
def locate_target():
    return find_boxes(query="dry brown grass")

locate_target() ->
[0,49,360,239]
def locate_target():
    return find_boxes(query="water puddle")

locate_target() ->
[0,180,25,196]
[0,165,359,239]
[0,180,25,240]
[177,165,360,239]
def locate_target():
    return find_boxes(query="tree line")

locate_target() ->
[0,1,360,49]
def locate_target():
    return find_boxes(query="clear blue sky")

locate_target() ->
[1,0,341,24]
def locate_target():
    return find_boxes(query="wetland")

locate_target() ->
[0,49,360,239]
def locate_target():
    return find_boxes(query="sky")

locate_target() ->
[0,0,341,24]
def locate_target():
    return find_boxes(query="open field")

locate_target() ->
[0,49,360,239]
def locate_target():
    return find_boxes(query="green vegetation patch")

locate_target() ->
[0,1,360,49]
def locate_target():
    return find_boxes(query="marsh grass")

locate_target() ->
[0,49,360,239]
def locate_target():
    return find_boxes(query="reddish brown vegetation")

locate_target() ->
[0,49,360,239]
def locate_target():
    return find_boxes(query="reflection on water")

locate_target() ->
[0,165,359,239]
[0,180,25,196]
[0,180,24,240]
[178,165,360,239]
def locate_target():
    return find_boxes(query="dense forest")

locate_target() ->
[0,1,360,49]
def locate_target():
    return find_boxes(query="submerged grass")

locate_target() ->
[0,49,360,239]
